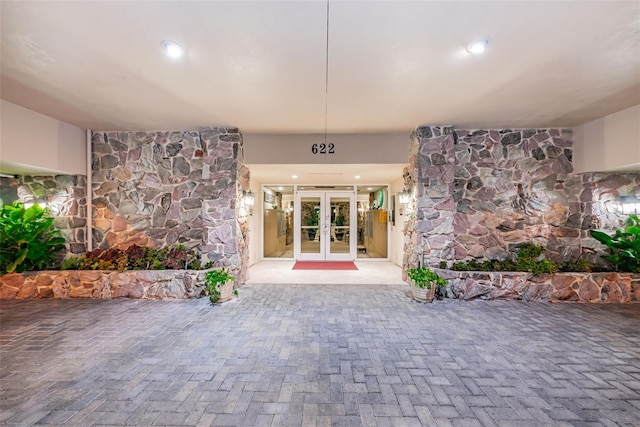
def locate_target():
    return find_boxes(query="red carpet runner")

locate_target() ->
[292,261,358,270]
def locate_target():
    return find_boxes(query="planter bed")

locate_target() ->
[435,268,640,303]
[0,269,213,300]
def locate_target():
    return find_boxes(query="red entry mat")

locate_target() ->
[292,261,358,270]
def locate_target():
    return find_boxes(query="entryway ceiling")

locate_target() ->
[1,1,639,133]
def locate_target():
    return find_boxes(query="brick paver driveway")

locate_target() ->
[1,283,639,426]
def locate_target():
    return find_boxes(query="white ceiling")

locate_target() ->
[2,1,639,182]
[1,0,639,135]
[249,163,405,186]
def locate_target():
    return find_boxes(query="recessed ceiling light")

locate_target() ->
[466,38,489,55]
[355,175,360,179]
[292,175,298,179]
[367,187,373,190]
[161,40,185,59]
[278,186,283,190]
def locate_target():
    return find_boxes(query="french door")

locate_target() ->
[294,191,356,261]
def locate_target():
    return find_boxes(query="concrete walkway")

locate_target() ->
[246,261,405,285]
[1,283,639,426]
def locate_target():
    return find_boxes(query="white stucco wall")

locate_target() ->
[389,176,406,267]
[573,104,640,173]
[0,100,86,175]
[247,178,263,267]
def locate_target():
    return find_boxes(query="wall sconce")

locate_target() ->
[242,190,255,216]
[243,191,255,207]
[620,195,640,215]
[398,189,411,205]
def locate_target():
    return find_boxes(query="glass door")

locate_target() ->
[326,192,354,261]
[296,193,322,260]
[295,191,355,261]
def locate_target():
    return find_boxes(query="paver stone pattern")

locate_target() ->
[1,283,639,426]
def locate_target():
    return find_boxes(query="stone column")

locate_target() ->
[91,127,250,286]
[403,126,456,275]
[199,127,249,286]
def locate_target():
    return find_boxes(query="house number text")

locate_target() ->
[311,143,335,155]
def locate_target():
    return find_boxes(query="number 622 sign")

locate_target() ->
[311,143,335,155]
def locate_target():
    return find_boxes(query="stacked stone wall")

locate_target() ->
[91,128,249,284]
[408,126,640,270]
[452,128,580,262]
[1,175,87,258]
[436,269,640,303]
[0,270,208,300]
[403,126,457,276]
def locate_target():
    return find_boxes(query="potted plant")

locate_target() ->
[407,266,447,302]
[304,210,319,241]
[204,268,235,303]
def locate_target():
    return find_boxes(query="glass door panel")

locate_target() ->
[298,195,322,258]
[327,193,354,260]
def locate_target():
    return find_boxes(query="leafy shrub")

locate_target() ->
[204,269,235,303]
[448,243,560,276]
[0,202,66,274]
[61,244,204,272]
[590,214,640,273]
[559,258,593,273]
[407,267,447,289]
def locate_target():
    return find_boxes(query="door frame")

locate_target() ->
[294,190,356,261]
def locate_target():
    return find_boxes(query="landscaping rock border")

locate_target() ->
[435,268,640,302]
[0,270,214,300]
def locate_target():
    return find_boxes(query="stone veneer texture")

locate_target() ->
[436,269,640,303]
[404,126,640,274]
[91,128,250,284]
[403,126,456,277]
[1,175,87,258]
[453,128,578,262]
[0,270,207,300]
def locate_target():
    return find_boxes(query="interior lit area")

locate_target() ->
[262,184,392,261]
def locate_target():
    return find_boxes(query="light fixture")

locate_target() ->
[620,196,640,215]
[292,175,298,179]
[278,186,283,191]
[367,187,373,191]
[466,38,489,55]
[399,189,411,205]
[243,190,255,206]
[242,190,255,216]
[161,40,185,59]
[354,175,360,179]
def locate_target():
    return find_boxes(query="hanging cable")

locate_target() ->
[324,0,330,152]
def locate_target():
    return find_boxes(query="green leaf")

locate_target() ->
[590,230,612,245]
[0,201,65,274]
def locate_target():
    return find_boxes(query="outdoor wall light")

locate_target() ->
[620,196,640,215]
[243,191,255,207]
[242,191,255,216]
[398,189,411,205]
